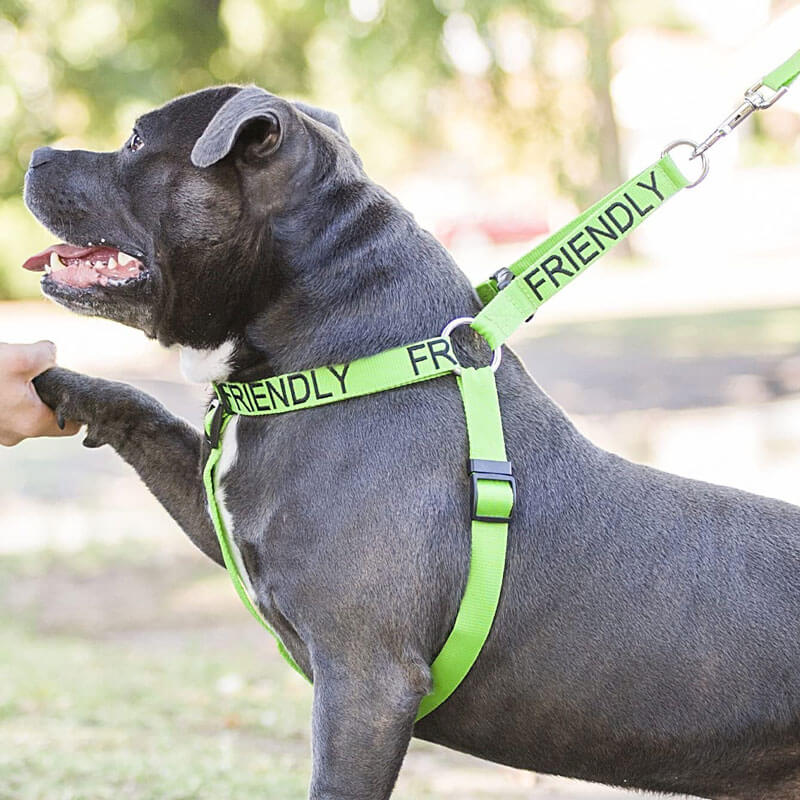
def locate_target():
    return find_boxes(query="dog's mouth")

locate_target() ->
[22,242,148,291]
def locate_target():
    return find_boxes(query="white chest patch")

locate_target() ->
[213,416,258,599]
[180,340,236,383]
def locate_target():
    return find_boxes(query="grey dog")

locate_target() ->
[22,85,800,800]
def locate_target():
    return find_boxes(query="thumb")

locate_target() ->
[10,340,58,379]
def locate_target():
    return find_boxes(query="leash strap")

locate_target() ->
[764,48,800,91]
[471,154,688,349]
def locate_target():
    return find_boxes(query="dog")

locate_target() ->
[22,85,800,800]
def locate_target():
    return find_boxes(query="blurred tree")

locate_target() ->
[0,0,692,298]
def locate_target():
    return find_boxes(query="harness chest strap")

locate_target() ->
[202,412,306,679]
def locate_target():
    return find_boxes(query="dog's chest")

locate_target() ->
[213,416,261,599]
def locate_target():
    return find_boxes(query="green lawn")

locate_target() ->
[0,548,315,800]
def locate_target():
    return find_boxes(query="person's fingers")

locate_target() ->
[27,405,82,438]
[0,340,57,380]
[0,341,81,445]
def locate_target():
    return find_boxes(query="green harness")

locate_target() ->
[203,50,800,722]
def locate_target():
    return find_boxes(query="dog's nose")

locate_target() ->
[29,146,56,169]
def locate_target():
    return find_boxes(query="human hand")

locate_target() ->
[0,341,81,446]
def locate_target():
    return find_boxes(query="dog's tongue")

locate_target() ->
[22,243,116,272]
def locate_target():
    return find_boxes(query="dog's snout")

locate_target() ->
[29,146,56,169]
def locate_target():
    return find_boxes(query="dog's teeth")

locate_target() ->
[108,256,117,271]
[117,252,134,266]
[49,252,60,271]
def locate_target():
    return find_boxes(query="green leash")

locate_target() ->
[202,48,800,722]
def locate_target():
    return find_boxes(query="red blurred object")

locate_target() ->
[437,215,549,248]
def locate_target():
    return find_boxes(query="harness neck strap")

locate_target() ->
[215,335,458,418]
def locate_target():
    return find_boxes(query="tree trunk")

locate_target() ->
[585,0,631,256]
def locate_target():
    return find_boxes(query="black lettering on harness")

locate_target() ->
[228,384,249,412]
[218,384,235,411]
[605,201,634,234]
[288,374,311,405]
[328,363,350,394]
[267,377,290,409]
[566,231,598,267]
[310,370,333,401]
[244,383,260,413]
[251,383,270,412]
[428,338,458,370]
[407,343,428,376]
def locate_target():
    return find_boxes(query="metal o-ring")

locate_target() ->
[441,316,503,373]
[661,139,710,189]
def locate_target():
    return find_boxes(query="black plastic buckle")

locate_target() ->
[469,458,516,523]
[205,401,226,449]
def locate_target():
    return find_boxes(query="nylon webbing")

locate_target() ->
[416,366,511,719]
[763,48,800,91]
[471,154,688,349]
[203,407,308,680]
[205,352,513,722]
[216,336,458,416]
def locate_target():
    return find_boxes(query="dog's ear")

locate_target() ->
[293,101,350,143]
[191,86,282,168]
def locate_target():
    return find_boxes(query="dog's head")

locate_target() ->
[22,85,356,346]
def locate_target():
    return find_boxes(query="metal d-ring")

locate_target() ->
[661,139,710,188]
[441,316,503,373]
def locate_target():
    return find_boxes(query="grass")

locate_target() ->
[0,544,312,800]
[0,611,313,799]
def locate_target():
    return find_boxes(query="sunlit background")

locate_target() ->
[1,1,800,798]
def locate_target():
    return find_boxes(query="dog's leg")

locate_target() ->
[33,367,223,566]
[308,657,429,800]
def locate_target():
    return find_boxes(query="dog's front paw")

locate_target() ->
[33,367,123,448]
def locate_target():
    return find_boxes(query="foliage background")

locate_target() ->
[0,0,733,298]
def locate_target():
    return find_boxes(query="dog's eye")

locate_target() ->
[127,132,144,152]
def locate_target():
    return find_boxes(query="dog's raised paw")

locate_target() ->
[33,366,115,448]
[34,367,95,424]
